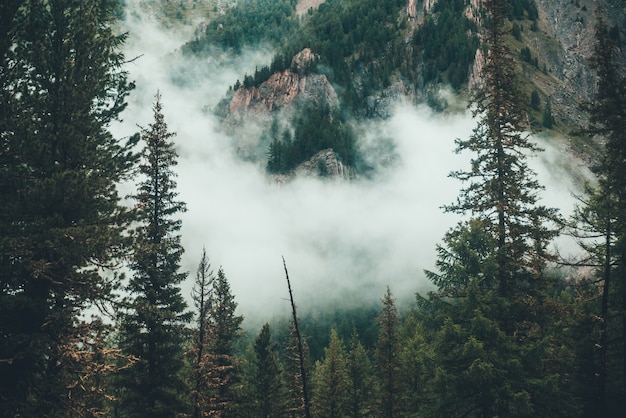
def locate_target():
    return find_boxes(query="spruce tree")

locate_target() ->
[0,1,135,415]
[418,0,576,416]
[250,323,288,418]
[190,247,215,418]
[116,93,191,418]
[311,329,350,418]
[573,9,626,417]
[375,287,400,418]
[204,267,244,416]
[346,330,377,418]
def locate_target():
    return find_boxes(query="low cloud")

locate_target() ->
[112,9,585,326]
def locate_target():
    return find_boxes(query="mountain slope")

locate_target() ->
[153,0,625,172]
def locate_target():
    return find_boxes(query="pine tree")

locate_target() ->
[0,1,136,415]
[398,309,433,415]
[311,329,350,418]
[375,287,400,418]
[116,93,191,418]
[346,330,377,418]
[418,0,576,416]
[250,323,288,418]
[190,247,215,418]
[204,267,244,417]
[573,8,626,417]
[284,322,312,418]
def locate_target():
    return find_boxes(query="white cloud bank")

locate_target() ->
[111,9,586,325]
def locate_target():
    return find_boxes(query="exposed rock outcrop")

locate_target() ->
[531,0,625,128]
[228,48,338,117]
[468,48,485,92]
[272,148,353,183]
[295,148,352,179]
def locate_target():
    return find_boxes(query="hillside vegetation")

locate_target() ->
[176,0,624,172]
[2,1,626,417]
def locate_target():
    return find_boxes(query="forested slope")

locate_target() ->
[2,1,626,417]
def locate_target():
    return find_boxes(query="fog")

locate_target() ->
[111,9,586,325]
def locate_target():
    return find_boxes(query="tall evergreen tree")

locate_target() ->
[311,329,350,418]
[284,322,312,418]
[573,8,626,417]
[375,287,400,418]
[346,330,377,418]
[246,323,288,417]
[0,1,136,415]
[190,247,215,418]
[116,93,191,418]
[418,0,576,416]
[204,267,244,417]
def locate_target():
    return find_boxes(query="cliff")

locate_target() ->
[228,48,338,118]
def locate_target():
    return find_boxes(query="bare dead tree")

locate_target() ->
[282,256,311,418]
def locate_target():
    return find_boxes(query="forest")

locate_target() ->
[1,0,626,417]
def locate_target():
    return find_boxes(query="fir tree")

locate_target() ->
[0,1,136,415]
[190,247,215,418]
[116,93,191,418]
[419,0,575,416]
[375,287,400,418]
[250,323,288,417]
[573,8,626,417]
[346,330,377,418]
[204,267,244,417]
[311,329,350,418]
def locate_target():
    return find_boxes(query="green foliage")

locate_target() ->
[573,9,626,416]
[509,0,539,21]
[520,46,539,67]
[543,99,555,128]
[0,1,136,415]
[244,324,288,417]
[416,1,576,416]
[414,0,480,90]
[530,89,541,110]
[375,288,401,418]
[346,330,378,417]
[266,105,356,175]
[183,0,299,53]
[311,329,351,418]
[116,94,192,418]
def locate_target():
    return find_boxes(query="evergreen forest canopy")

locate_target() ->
[183,0,562,176]
[1,0,626,417]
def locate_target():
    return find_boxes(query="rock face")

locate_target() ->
[228,48,338,117]
[463,0,625,129]
[530,0,625,127]
[295,148,352,179]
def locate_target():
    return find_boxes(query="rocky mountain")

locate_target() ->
[227,49,338,117]
[168,0,625,176]
[531,0,624,132]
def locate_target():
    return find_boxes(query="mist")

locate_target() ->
[111,9,586,325]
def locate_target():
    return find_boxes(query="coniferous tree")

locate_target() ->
[116,93,191,418]
[573,9,626,417]
[284,322,312,418]
[418,0,575,416]
[375,288,400,418]
[398,309,433,415]
[249,323,288,418]
[190,247,215,418]
[311,329,350,418]
[0,1,136,415]
[543,98,555,128]
[346,330,377,418]
[204,267,244,417]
